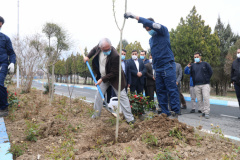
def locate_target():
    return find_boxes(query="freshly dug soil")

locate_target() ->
[4,86,240,160]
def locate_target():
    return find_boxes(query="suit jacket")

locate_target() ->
[128,58,146,85]
[122,60,131,86]
[87,45,126,91]
[145,63,155,86]
[175,62,182,84]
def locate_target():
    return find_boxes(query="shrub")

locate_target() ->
[128,93,150,116]
[24,120,39,142]
[43,83,55,94]
[7,90,19,108]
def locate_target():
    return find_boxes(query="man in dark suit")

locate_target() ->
[112,49,131,97]
[128,50,146,94]
[145,55,155,101]
[84,38,134,124]
[140,50,149,97]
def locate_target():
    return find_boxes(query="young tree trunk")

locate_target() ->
[223,81,227,96]
[77,73,79,84]
[84,76,87,84]
[70,74,72,84]
[50,64,55,102]
[215,82,219,95]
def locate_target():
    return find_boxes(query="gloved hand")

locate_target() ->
[124,12,137,19]
[8,63,14,73]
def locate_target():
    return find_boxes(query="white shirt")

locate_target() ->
[134,59,139,72]
[99,51,107,77]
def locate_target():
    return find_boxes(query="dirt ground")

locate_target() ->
[4,85,240,160]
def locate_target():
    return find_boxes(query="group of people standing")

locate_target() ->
[1,13,240,121]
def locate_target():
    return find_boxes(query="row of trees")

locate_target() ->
[15,6,240,97]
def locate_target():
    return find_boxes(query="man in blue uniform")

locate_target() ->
[124,13,180,118]
[0,16,16,117]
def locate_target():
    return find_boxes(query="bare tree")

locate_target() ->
[42,23,70,103]
[112,0,127,142]
[12,34,45,93]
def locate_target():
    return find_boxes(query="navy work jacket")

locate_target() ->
[138,17,174,69]
[0,32,16,64]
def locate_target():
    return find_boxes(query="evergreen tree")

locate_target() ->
[125,41,144,60]
[213,16,239,95]
[170,6,220,92]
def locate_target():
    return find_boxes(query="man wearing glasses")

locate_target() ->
[190,52,213,119]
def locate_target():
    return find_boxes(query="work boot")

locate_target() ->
[190,109,195,113]
[170,112,178,119]
[0,108,9,117]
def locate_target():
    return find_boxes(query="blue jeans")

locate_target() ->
[0,63,9,110]
[155,62,180,116]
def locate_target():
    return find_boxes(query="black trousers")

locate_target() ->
[144,78,148,97]
[147,85,156,101]
[234,83,240,108]
[130,79,143,94]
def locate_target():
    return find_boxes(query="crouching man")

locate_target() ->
[83,38,135,124]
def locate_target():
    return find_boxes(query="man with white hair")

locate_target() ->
[84,38,135,124]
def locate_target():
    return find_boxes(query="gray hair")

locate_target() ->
[99,38,112,48]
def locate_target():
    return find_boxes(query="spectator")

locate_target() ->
[128,50,146,94]
[112,49,131,97]
[190,52,213,119]
[124,13,180,118]
[231,48,240,119]
[184,62,198,113]
[0,16,16,117]
[175,61,187,110]
[140,50,149,97]
[145,55,155,102]
[84,38,135,124]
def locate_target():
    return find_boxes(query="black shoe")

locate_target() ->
[198,110,202,113]
[190,109,195,113]
[127,119,135,125]
[170,112,178,119]
[0,108,9,117]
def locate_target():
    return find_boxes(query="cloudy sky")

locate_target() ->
[1,0,239,56]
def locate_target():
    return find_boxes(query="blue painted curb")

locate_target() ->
[0,118,13,159]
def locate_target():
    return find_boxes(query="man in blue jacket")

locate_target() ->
[124,13,180,118]
[190,52,212,119]
[0,16,16,117]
